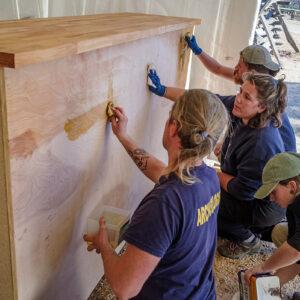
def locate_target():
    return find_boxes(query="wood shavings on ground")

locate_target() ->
[214,240,300,299]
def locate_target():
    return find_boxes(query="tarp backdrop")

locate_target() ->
[1,0,261,95]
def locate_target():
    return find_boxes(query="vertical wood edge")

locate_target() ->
[176,25,195,88]
[0,68,18,300]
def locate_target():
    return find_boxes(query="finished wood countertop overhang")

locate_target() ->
[0,13,201,69]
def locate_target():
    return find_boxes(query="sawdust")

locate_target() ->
[214,241,300,300]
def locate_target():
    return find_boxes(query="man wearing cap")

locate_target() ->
[185,36,280,85]
[186,37,296,153]
[156,37,296,152]
[244,152,300,287]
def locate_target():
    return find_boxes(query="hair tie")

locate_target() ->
[202,132,208,139]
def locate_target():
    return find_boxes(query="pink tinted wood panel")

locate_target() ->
[3,24,194,299]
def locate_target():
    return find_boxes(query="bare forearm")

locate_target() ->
[164,87,186,102]
[217,172,234,192]
[101,244,119,278]
[101,245,134,300]
[118,134,166,183]
[261,242,300,273]
[100,243,160,300]
[197,52,234,81]
[84,217,156,300]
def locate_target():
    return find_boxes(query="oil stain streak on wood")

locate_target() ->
[64,102,107,141]
[64,77,114,140]
[179,32,190,72]
[176,27,194,87]
[9,129,38,158]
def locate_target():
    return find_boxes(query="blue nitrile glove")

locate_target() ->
[185,35,202,55]
[148,69,166,97]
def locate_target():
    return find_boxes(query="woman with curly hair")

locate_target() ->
[148,71,288,259]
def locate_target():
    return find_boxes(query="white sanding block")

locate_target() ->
[185,32,193,40]
[238,270,281,300]
[147,63,156,88]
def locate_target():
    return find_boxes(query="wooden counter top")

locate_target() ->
[0,13,201,68]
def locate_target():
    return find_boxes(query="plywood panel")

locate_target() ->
[4,26,193,299]
[0,13,200,68]
[0,69,17,300]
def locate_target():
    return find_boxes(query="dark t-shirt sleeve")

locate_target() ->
[123,194,180,258]
[227,157,267,201]
[223,122,284,201]
[287,198,300,253]
[279,112,296,152]
[287,229,300,252]
[216,94,235,114]
[224,127,270,201]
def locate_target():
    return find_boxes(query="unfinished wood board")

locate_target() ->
[0,13,200,68]
[1,16,195,299]
[0,69,17,300]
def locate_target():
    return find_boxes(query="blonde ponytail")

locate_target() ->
[164,89,229,184]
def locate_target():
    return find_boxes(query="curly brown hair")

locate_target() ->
[242,73,287,129]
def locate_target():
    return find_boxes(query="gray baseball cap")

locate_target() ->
[240,45,280,72]
[255,152,300,199]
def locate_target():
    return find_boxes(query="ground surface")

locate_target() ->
[88,16,300,300]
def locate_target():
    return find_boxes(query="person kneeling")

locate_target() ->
[245,152,300,288]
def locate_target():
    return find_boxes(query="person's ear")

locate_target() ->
[258,105,266,114]
[288,180,297,194]
[169,120,178,137]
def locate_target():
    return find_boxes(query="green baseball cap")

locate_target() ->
[240,45,280,72]
[255,152,300,199]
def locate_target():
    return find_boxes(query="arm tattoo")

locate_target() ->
[127,148,149,171]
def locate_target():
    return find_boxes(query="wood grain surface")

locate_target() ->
[0,68,17,300]
[2,23,195,299]
[0,13,201,68]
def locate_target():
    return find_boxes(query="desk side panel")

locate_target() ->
[0,69,17,300]
[4,27,192,300]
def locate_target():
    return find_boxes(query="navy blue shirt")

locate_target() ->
[216,95,296,153]
[217,95,285,201]
[123,164,220,300]
[287,195,300,261]
[279,112,296,152]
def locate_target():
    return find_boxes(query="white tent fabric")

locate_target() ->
[1,0,261,95]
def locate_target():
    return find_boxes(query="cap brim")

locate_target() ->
[265,60,280,71]
[254,181,278,199]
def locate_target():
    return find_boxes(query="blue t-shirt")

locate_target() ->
[216,95,296,153]
[123,164,220,300]
[217,95,285,201]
